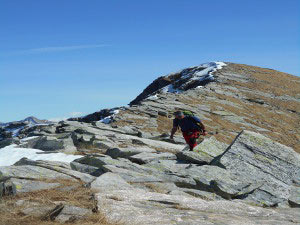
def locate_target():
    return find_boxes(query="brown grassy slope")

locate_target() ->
[217,63,300,151]
[182,63,300,152]
[113,63,300,153]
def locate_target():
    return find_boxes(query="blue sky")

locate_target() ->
[0,0,299,122]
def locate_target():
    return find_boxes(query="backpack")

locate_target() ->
[183,111,205,132]
[182,110,195,117]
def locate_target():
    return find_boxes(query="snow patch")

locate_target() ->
[146,94,159,100]
[0,145,82,166]
[162,84,183,94]
[179,61,226,88]
[99,109,120,124]
[6,126,25,137]
[20,136,40,142]
[144,61,226,99]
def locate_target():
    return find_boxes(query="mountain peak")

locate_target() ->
[130,62,226,105]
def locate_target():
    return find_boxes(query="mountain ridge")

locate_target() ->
[0,61,299,224]
[1,62,299,152]
[110,62,300,153]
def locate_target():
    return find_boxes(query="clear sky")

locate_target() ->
[1,0,299,122]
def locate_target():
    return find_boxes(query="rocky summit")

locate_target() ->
[0,62,299,225]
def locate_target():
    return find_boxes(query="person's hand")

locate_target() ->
[202,131,208,136]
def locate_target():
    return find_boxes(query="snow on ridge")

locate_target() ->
[162,84,183,94]
[146,94,159,100]
[161,61,226,94]
[99,108,120,124]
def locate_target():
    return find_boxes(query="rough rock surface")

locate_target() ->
[212,130,300,207]
[96,173,299,225]
[1,62,300,224]
[112,63,300,153]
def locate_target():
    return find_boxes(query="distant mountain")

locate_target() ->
[21,116,50,125]
[0,116,52,139]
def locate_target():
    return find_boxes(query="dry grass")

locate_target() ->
[75,142,107,155]
[144,183,168,194]
[109,63,300,153]
[227,63,300,97]
[171,204,193,211]
[0,179,121,225]
[156,115,173,133]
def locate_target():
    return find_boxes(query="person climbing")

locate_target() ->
[170,111,207,151]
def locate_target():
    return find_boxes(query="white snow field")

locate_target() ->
[0,144,82,166]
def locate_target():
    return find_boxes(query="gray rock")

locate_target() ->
[129,152,176,164]
[212,130,300,207]
[158,111,168,116]
[73,155,160,176]
[92,140,115,149]
[132,138,147,145]
[0,165,75,180]
[96,187,300,225]
[105,146,156,159]
[176,137,227,164]
[194,136,228,158]
[0,179,16,197]
[22,205,54,217]
[176,151,211,165]
[91,172,133,191]
[18,136,41,148]
[10,178,60,193]
[73,155,120,168]
[117,126,139,136]
[14,157,71,169]
[0,138,18,148]
[141,182,179,194]
[178,188,223,200]
[55,205,91,223]
[32,136,64,151]
[288,186,300,207]
[103,165,165,183]
[13,158,95,183]
[70,161,104,176]
[31,136,77,153]
[187,165,262,199]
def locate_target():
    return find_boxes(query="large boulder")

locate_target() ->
[288,186,300,208]
[0,178,16,198]
[31,136,77,153]
[103,165,165,183]
[10,178,60,193]
[186,165,262,199]
[13,158,95,184]
[70,161,103,176]
[129,152,176,164]
[211,130,300,207]
[0,165,75,180]
[0,138,19,148]
[105,146,156,159]
[91,172,133,191]
[176,136,228,164]
[55,205,91,223]
[96,187,300,225]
